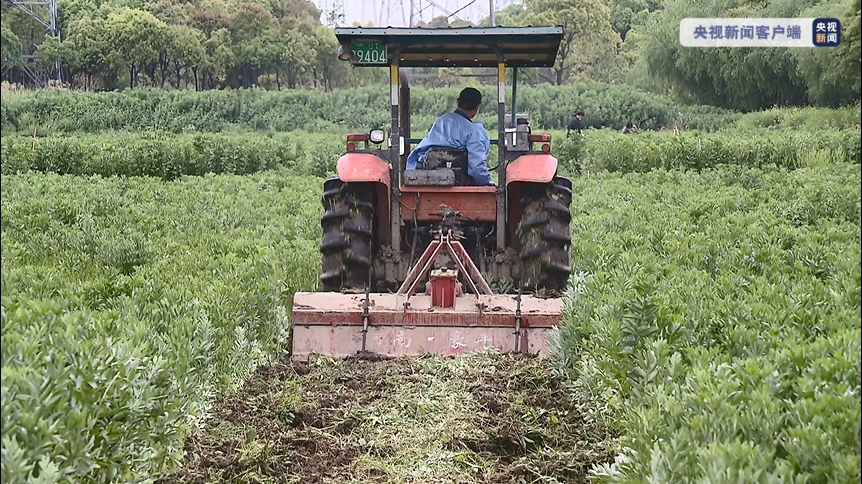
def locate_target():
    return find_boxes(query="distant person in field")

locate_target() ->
[567,110,584,137]
[406,87,494,186]
[622,121,640,134]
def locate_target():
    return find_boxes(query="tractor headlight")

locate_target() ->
[369,129,385,144]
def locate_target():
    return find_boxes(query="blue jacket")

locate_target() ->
[405,110,494,186]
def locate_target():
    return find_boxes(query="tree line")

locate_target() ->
[1,0,361,91]
[1,0,859,111]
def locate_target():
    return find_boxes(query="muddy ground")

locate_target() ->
[157,351,616,484]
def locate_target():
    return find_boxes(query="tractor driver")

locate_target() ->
[406,87,495,186]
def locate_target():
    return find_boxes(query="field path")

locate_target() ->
[158,351,614,484]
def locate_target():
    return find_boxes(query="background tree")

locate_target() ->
[609,0,660,41]
[637,0,859,110]
[32,34,67,73]
[204,27,234,88]
[105,9,169,88]
[1,17,24,69]
[229,3,278,87]
[62,16,119,89]
[314,26,345,91]
[164,24,205,89]
[837,0,861,96]
[792,0,862,106]
[478,3,526,26]
[188,6,233,37]
[524,0,620,84]
[145,0,192,25]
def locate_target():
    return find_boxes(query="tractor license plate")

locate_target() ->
[352,42,388,64]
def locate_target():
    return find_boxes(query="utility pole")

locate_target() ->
[489,0,495,26]
[409,0,414,26]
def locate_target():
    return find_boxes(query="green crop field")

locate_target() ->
[1,88,860,484]
[556,164,861,482]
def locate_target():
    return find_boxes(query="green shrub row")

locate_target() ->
[1,83,743,134]
[735,104,862,131]
[0,132,348,179]
[553,163,861,483]
[5,85,857,137]
[552,128,862,174]
[1,170,322,483]
[3,129,858,180]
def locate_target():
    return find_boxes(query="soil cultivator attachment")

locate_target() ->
[291,231,562,358]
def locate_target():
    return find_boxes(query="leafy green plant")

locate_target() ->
[1,169,323,483]
[735,103,862,131]
[551,162,861,483]
[545,128,860,176]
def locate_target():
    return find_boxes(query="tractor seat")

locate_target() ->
[403,147,473,186]
[423,148,468,170]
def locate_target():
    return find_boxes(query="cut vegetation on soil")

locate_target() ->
[157,351,616,484]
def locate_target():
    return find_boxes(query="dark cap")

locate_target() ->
[457,87,482,110]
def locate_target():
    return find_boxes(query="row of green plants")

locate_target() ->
[0,132,344,179]
[0,83,747,134]
[734,104,862,131]
[1,170,322,483]
[4,85,859,136]
[2,129,858,180]
[552,128,862,174]
[553,162,861,482]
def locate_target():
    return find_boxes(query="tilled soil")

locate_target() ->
[157,351,615,484]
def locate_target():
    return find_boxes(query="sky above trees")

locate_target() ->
[313,0,520,28]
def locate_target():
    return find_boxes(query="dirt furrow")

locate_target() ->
[158,351,615,484]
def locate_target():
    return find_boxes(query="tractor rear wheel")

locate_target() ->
[319,178,376,292]
[518,176,573,294]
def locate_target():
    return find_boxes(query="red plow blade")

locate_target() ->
[290,292,562,358]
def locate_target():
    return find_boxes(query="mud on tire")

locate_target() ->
[517,176,573,294]
[319,178,376,292]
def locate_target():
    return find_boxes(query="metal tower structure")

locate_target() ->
[405,0,503,27]
[348,0,514,28]
[322,0,345,26]
[410,0,467,25]
[3,0,62,85]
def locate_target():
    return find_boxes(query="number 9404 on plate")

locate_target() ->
[352,42,388,64]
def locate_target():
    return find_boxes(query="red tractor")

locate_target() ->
[291,26,572,358]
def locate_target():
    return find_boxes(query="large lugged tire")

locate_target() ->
[319,178,376,292]
[518,176,573,294]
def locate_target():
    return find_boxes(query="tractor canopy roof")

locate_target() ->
[334,26,563,68]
